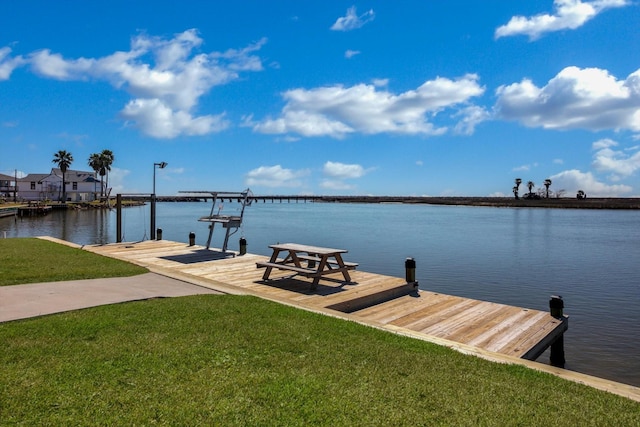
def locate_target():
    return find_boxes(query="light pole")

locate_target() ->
[151,161,167,240]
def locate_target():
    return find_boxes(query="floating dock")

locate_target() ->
[85,239,567,364]
[0,207,18,218]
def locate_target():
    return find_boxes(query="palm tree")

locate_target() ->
[544,179,552,198]
[52,150,73,202]
[99,149,114,196]
[514,178,522,199]
[88,150,115,200]
[526,180,535,196]
[88,153,103,198]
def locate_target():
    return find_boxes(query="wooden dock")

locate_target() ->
[85,239,568,363]
[17,204,52,216]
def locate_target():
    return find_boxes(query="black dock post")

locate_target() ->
[116,194,122,243]
[239,237,247,255]
[549,295,566,368]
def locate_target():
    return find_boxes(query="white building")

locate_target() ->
[0,173,16,199]
[17,168,102,202]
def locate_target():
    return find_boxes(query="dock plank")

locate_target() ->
[85,240,567,361]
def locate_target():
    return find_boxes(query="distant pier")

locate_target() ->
[147,195,640,209]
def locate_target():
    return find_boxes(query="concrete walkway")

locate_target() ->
[0,273,221,323]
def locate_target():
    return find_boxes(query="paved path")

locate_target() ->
[0,273,221,323]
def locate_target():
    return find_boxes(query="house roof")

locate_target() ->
[18,169,97,182]
[16,169,98,183]
[0,173,14,181]
[51,168,95,179]
[19,173,50,182]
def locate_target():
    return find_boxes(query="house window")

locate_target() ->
[30,182,36,190]
[73,182,78,190]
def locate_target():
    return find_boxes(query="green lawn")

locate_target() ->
[1,295,639,425]
[0,238,147,286]
[1,237,638,425]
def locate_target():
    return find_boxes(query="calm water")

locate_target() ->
[2,202,639,387]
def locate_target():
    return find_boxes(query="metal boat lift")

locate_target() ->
[179,189,252,252]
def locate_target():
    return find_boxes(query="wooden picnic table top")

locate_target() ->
[268,243,348,255]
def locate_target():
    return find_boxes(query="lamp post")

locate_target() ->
[151,161,167,240]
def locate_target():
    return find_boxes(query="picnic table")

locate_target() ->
[256,243,358,290]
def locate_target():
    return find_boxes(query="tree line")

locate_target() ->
[51,149,114,201]
[512,178,553,200]
[513,178,586,200]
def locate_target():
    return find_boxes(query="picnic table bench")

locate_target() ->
[256,243,358,290]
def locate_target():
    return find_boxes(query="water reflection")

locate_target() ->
[0,209,114,245]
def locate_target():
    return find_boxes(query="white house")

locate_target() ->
[17,168,102,202]
[0,173,16,199]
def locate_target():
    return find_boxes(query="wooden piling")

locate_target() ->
[116,194,122,243]
[549,295,566,368]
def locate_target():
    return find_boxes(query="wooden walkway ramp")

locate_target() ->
[85,240,567,362]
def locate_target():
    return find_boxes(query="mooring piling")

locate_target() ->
[549,295,566,368]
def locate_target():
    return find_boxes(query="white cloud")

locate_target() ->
[30,49,94,80]
[453,105,490,135]
[321,161,371,191]
[245,165,310,188]
[592,137,617,150]
[253,74,486,138]
[553,158,564,164]
[547,138,640,196]
[254,110,355,138]
[513,162,538,172]
[108,167,130,194]
[0,47,26,80]
[372,78,389,87]
[495,0,630,40]
[320,179,355,190]
[323,161,367,179]
[550,169,632,196]
[495,66,640,132]
[120,98,229,139]
[345,50,360,59]
[210,37,266,72]
[513,164,531,172]
[489,191,509,197]
[23,29,265,138]
[591,138,640,177]
[331,6,375,31]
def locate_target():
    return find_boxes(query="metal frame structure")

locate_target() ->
[179,188,253,252]
[115,193,152,243]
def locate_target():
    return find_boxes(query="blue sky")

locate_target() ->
[1,0,639,197]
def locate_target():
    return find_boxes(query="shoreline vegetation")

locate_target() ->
[158,195,640,209]
[3,197,640,211]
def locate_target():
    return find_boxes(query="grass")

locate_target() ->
[1,295,639,425]
[0,238,147,286]
[1,237,638,424]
